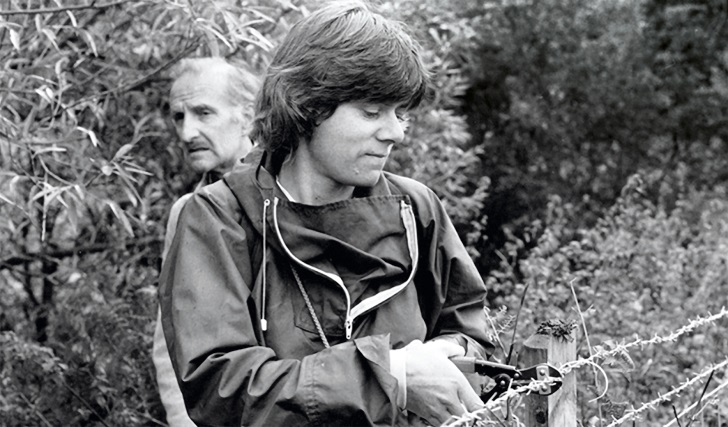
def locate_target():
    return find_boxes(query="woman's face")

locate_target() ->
[296,101,409,190]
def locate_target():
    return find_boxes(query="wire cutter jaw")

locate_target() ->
[451,357,563,402]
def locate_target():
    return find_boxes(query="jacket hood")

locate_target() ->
[223,145,414,290]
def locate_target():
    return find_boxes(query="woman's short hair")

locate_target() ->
[170,57,261,107]
[250,0,430,168]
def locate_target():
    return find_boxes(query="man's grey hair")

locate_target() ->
[170,57,261,106]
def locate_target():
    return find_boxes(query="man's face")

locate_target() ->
[298,101,407,189]
[169,70,251,175]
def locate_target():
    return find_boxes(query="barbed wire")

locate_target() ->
[662,376,728,427]
[443,307,728,427]
[559,307,728,375]
[604,358,728,427]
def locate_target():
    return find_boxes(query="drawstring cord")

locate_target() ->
[290,264,331,349]
[260,199,270,331]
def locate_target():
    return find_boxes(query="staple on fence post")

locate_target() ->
[520,320,577,427]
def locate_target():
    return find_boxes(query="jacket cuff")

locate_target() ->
[427,334,468,354]
[389,348,407,410]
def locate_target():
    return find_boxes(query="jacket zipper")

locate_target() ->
[270,198,418,340]
[271,197,354,339]
[348,200,419,321]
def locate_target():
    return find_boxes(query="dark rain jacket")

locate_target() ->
[159,148,494,427]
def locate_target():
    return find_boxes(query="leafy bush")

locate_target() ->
[1,0,488,425]
[484,172,728,425]
[0,1,301,424]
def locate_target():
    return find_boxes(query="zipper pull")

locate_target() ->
[345,317,353,340]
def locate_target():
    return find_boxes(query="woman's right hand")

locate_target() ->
[402,340,483,426]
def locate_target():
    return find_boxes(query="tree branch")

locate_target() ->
[18,393,54,427]
[66,40,201,109]
[1,236,162,269]
[0,0,129,16]
[60,379,112,427]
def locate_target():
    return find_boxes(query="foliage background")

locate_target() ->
[1,0,727,425]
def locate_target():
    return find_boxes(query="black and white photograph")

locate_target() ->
[1,0,727,426]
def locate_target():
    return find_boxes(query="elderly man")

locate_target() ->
[153,57,259,427]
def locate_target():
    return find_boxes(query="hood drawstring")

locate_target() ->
[260,199,271,332]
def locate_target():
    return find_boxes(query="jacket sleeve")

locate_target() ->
[159,185,403,427]
[152,309,197,427]
[409,184,494,360]
[153,194,198,426]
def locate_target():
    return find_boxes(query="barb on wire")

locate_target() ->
[560,307,728,374]
[603,358,728,427]
[443,375,562,427]
[663,375,728,427]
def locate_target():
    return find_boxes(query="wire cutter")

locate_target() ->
[451,357,564,402]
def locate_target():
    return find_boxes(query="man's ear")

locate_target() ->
[235,104,253,134]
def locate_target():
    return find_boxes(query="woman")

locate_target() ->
[159,2,493,426]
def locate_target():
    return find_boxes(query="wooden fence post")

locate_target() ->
[520,321,577,427]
